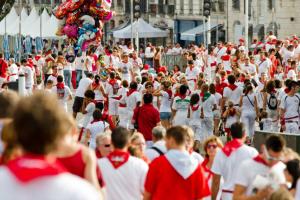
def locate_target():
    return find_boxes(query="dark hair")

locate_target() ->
[0,91,19,118]
[58,51,63,56]
[111,127,130,149]
[122,80,129,88]
[286,159,300,189]
[190,93,200,106]
[243,83,253,95]
[179,84,188,95]
[13,92,73,154]
[285,79,292,88]
[230,122,244,139]
[0,52,3,58]
[95,75,100,84]
[288,81,298,90]
[21,59,27,64]
[109,71,116,79]
[228,75,236,85]
[143,93,153,104]
[93,109,102,120]
[265,134,285,152]
[86,73,94,79]
[274,79,282,88]
[166,126,187,146]
[57,75,63,83]
[129,81,138,90]
[266,80,275,93]
[84,90,95,99]
[209,83,216,94]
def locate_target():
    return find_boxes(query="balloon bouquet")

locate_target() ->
[53,0,113,55]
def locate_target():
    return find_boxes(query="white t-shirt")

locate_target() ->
[126,91,141,111]
[280,94,300,119]
[75,78,93,98]
[223,86,243,106]
[234,159,286,196]
[287,69,297,80]
[118,62,132,82]
[159,91,172,113]
[8,63,19,82]
[74,55,85,71]
[241,93,256,114]
[241,63,257,76]
[256,60,270,77]
[0,167,100,200]
[213,47,227,63]
[145,140,167,162]
[85,56,94,72]
[98,156,148,200]
[86,121,109,149]
[51,85,72,111]
[81,102,96,128]
[24,66,35,88]
[201,94,217,118]
[185,67,200,80]
[211,145,258,192]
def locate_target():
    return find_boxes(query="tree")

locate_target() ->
[0,0,15,21]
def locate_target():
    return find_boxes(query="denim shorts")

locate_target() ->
[160,112,171,120]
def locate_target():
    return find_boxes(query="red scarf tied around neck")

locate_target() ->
[107,150,130,169]
[127,89,137,97]
[222,139,243,157]
[7,154,66,183]
[56,82,65,90]
[228,84,238,91]
[253,155,268,166]
[190,104,200,111]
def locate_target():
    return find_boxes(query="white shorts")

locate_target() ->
[108,98,119,115]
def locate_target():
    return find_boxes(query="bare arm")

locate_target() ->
[211,174,221,200]
[233,184,272,200]
[143,191,151,200]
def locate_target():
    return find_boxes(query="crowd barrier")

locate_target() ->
[253,131,300,154]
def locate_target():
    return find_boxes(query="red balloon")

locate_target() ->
[55,0,85,19]
[89,2,113,21]
[66,9,82,24]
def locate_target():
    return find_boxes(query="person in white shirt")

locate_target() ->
[74,52,85,88]
[213,42,227,64]
[73,73,94,118]
[172,85,190,126]
[185,60,200,91]
[85,109,109,149]
[239,82,259,139]
[211,122,258,200]
[256,51,271,78]
[98,127,148,200]
[145,126,167,162]
[51,75,72,112]
[130,51,143,78]
[0,93,102,200]
[84,50,95,76]
[21,59,35,95]
[118,53,133,83]
[233,134,286,200]
[241,57,257,79]
[280,81,300,134]
[124,82,141,130]
[145,43,155,67]
[7,58,18,82]
[222,75,243,110]
[172,43,182,55]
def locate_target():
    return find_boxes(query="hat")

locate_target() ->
[158,66,167,74]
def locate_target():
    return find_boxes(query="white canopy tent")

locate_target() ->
[180,22,221,41]
[22,7,39,36]
[25,9,51,38]
[113,18,168,38]
[5,8,29,35]
[0,8,18,35]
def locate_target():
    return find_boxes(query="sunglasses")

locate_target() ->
[104,144,111,148]
[207,144,218,149]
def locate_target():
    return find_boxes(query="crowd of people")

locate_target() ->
[1,31,300,199]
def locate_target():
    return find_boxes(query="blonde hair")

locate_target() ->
[269,188,293,200]
[130,132,145,144]
[203,136,223,157]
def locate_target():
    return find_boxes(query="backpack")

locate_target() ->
[267,93,278,110]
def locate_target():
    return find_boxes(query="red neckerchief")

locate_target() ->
[92,82,100,89]
[178,94,186,99]
[240,76,245,82]
[52,73,58,77]
[222,139,243,157]
[166,89,172,100]
[285,88,290,94]
[107,150,130,169]
[190,104,200,111]
[7,154,66,183]
[27,58,34,68]
[56,82,64,90]
[201,158,214,180]
[109,78,118,87]
[229,108,236,116]
[221,54,230,61]
[95,149,102,159]
[34,55,41,62]
[127,89,137,97]
[105,49,111,56]
[253,155,269,166]
[228,84,238,91]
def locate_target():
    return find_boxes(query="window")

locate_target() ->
[268,0,274,10]
[232,0,240,10]
[180,0,184,14]
[212,1,217,12]
[189,0,193,14]
[159,0,164,14]
[218,0,225,12]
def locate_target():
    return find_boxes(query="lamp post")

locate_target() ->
[130,0,133,44]
[245,0,248,50]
